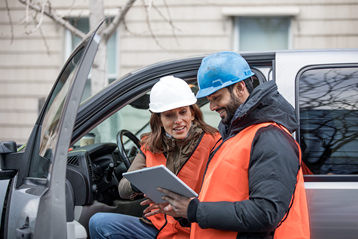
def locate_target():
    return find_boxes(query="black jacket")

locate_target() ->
[187,80,301,239]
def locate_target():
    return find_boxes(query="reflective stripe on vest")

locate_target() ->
[190,123,310,239]
[143,132,221,239]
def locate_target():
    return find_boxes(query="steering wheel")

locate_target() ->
[116,130,141,169]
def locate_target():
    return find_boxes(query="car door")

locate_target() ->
[0,23,101,239]
[276,50,358,239]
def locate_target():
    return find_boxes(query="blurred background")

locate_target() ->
[1,0,358,144]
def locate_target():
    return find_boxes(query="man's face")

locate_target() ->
[206,87,241,125]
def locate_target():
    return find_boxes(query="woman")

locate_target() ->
[89,76,220,239]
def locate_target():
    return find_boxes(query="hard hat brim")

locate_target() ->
[149,98,197,113]
[196,73,254,98]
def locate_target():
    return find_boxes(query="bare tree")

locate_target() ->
[11,0,179,96]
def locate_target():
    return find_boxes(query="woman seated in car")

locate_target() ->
[89,75,220,239]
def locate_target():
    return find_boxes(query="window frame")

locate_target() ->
[233,16,293,51]
[223,7,300,51]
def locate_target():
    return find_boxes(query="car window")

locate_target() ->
[75,103,152,147]
[29,47,84,178]
[299,66,358,175]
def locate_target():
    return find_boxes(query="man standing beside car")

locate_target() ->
[144,51,310,239]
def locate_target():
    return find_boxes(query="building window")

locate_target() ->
[67,18,118,101]
[299,66,358,175]
[234,17,290,51]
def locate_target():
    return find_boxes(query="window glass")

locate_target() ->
[236,17,289,51]
[75,102,152,147]
[29,47,84,178]
[299,67,358,174]
[70,18,117,102]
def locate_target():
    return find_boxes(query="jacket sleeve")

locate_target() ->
[118,151,146,199]
[189,126,300,233]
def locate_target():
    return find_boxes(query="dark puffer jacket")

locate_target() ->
[187,80,301,239]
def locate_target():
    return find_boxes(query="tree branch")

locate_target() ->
[18,0,86,39]
[123,18,139,36]
[153,2,180,46]
[5,0,14,43]
[32,14,51,56]
[140,0,166,51]
[103,0,137,39]
[25,0,30,23]
[153,3,180,31]
[25,0,48,35]
[58,0,86,19]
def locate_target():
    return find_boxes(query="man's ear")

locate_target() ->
[235,81,246,96]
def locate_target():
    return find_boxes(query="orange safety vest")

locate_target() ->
[190,123,310,239]
[143,132,220,239]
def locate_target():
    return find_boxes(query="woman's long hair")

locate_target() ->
[141,104,218,153]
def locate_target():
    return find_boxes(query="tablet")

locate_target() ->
[122,165,198,203]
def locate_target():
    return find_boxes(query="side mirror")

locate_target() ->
[0,169,17,180]
[0,141,18,179]
[0,141,17,154]
[0,141,17,162]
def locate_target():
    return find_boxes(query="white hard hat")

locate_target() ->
[149,76,197,113]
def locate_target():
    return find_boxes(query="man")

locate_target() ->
[144,51,310,239]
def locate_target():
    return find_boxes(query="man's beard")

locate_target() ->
[221,94,241,125]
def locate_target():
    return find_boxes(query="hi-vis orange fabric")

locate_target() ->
[190,123,310,239]
[143,133,220,239]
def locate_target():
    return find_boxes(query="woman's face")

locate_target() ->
[160,106,194,139]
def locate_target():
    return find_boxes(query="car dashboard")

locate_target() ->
[66,143,128,207]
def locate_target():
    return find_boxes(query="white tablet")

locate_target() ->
[122,165,198,203]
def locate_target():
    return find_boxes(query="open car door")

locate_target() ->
[0,22,102,239]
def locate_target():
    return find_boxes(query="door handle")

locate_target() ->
[16,217,33,239]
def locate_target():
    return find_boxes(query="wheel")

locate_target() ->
[116,130,141,169]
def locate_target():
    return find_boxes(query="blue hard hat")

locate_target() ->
[196,51,255,98]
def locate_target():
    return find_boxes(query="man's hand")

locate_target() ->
[157,188,193,218]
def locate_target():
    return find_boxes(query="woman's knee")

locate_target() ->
[89,213,107,229]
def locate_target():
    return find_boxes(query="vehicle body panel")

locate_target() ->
[275,50,358,238]
[276,49,358,106]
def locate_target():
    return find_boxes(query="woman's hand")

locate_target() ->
[141,195,179,218]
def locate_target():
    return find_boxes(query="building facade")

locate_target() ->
[1,0,358,144]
